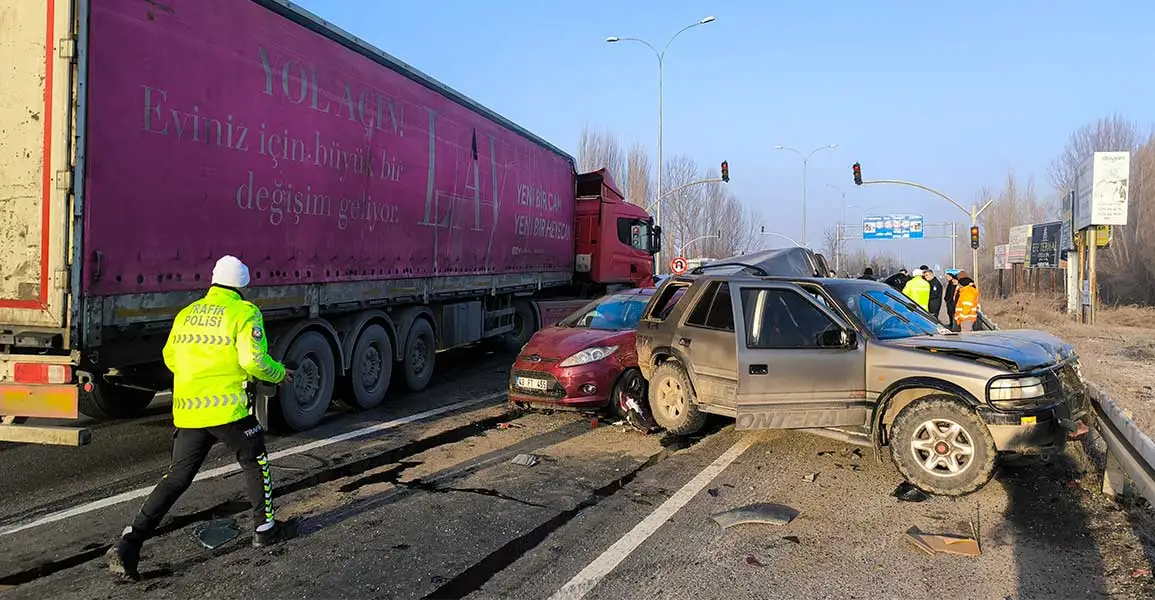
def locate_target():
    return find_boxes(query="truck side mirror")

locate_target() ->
[651,225,662,253]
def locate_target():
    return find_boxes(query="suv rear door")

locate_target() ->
[678,280,739,412]
[731,281,869,430]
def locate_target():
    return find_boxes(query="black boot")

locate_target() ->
[106,529,143,581]
[253,518,299,547]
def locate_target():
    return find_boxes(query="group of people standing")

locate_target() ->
[856,266,981,331]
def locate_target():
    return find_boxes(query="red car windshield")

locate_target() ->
[560,294,650,331]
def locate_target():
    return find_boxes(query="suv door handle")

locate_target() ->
[677,337,692,347]
[749,364,768,375]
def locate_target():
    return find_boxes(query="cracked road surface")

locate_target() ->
[1,347,1154,599]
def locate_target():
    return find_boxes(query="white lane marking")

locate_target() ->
[0,393,504,537]
[549,435,755,600]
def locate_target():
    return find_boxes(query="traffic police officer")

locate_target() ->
[108,255,296,581]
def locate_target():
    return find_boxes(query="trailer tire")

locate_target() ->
[79,381,156,420]
[339,324,393,410]
[278,331,336,432]
[500,301,538,353]
[401,318,436,392]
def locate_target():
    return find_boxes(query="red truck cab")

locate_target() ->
[574,170,658,290]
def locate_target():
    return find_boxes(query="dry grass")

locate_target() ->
[984,294,1155,434]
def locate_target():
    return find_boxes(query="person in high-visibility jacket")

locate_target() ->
[954,276,981,331]
[107,255,296,581]
[901,268,931,311]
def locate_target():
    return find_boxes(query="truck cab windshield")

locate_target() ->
[843,289,946,340]
[617,218,653,253]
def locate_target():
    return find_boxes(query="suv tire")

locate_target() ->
[889,394,997,496]
[648,361,707,436]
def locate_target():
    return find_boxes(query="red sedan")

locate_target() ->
[508,288,657,416]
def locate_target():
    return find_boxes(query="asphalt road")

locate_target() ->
[1,346,1154,599]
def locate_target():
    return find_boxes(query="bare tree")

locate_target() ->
[577,124,625,183]
[660,154,706,258]
[1048,114,1141,201]
[1100,132,1155,304]
[624,142,653,208]
[820,225,839,265]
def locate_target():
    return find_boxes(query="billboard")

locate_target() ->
[993,244,1010,270]
[1007,224,1032,264]
[1074,151,1130,230]
[1027,221,1062,268]
[1060,190,1075,251]
[861,214,924,240]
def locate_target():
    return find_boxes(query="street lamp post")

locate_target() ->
[774,144,838,248]
[607,15,716,273]
[676,233,720,258]
[826,183,846,272]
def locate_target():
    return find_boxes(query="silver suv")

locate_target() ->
[635,260,1090,496]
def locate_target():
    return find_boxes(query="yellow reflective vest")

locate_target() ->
[163,286,286,428]
[902,276,931,311]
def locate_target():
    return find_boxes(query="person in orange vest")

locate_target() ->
[954,276,981,331]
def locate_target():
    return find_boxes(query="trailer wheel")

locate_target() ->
[499,300,538,352]
[79,381,156,420]
[339,324,393,410]
[401,318,436,392]
[278,331,336,431]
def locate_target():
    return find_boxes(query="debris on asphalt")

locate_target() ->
[803,473,818,483]
[510,453,541,467]
[782,535,801,544]
[1131,568,1151,578]
[904,526,981,557]
[707,487,719,497]
[711,503,799,529]
[192,518,240,549]
[892,481,931,502]
[833,463,862,472]
[495,422,523,429]
[817,450,835,457]
[842,448,864,460]
[744,555,766,567]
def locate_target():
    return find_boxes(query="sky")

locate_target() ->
[293,0,1154,267]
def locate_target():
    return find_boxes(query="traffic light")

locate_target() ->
[852,162,862,186]
[970,226,980,249]
[721,160,730,183]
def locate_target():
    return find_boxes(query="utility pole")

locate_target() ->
[607,16,717,273]
[775,144,838,247]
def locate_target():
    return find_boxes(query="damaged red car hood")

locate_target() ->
[520,326,634,361]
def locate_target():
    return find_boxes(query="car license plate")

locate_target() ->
[516,376,549,391]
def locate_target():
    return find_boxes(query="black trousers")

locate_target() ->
[131,415,273,536]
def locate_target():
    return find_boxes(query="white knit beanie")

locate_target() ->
[211,255,250,288]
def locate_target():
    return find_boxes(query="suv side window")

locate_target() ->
[647,282,689,321]
[741,288,836,349]
[685,282,735,331]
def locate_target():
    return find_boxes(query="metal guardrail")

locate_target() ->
[979,310,1155,505]
[1089,384,1155,506]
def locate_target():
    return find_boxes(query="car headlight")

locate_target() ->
[558,345,619,368]
[988,376,1049,410]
